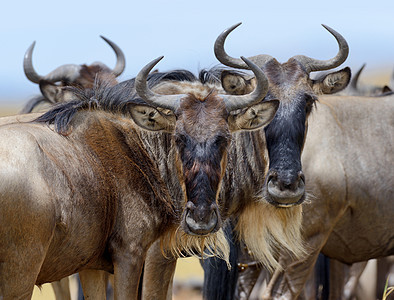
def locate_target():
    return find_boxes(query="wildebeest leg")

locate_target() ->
[142,240,177,300]
[261,266,282,299]
[262,250,322,300]
[51,277,71,300]
[235,242,261,300]
[376,257,393,299]
[0,198,54,299]
[327,259,347,300]
[79,270,108,299]
[201,220,239,300]
[0,244,49,299]
[304,253,330,300]
[248,269,271,300]
[342,261,368,300]
[113,251,145,300]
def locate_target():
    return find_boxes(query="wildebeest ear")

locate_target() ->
[314,67,351,94]
[39,81,75,104]
[130,105,175,132]
[221,70,256,95]
[228,100,279,132]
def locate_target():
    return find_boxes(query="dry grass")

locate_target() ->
[0,106,19,117]
[382,276,394,300]
[32,285,56,300]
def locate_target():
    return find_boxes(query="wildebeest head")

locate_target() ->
[22,36,125,111]
[215,23,351,207]
[131,57,279,236]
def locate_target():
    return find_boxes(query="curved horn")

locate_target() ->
[100,36,126,77]
[293,24,349,73]
[214,23,273,69]
[24,41,42,83]
[23,41,82,84]
[350,63,366,90]
[135,56,184,111]
[223,56,269,111]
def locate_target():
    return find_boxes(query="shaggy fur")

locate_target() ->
[162,227,230,267]
[235,201,305,271]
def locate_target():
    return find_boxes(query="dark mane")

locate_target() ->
[34,69,199,135]
[147,69,197,87]
[34,67,252,135]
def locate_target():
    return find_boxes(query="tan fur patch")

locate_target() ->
[161,226,230,268]
[235,201,305,271]
[153,81,224,100]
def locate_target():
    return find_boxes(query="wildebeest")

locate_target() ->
[0,55,279,299]
[21,35,125,113]
[265,93,394,299]
[203,24,394,300]
[140,23,351,300]
[297,66,394,300]
[13,36,126,299]
[203,92,394,300]
[309,67,394,300]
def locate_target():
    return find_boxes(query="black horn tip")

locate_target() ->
[149,56,164,70]
[240,56,253,67]
[225,22,243,34]
[240,56,249,63]
[321,24,344,39]
[232,22,243,28]
[321,24,333,31]
[99,35,109,43]
[25,41,36,56]
[136,56,164,82]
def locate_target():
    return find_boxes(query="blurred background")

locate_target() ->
[1,0,393,299]
[1,0,394,110]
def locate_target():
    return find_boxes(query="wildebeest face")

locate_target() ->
[131,56,279,235]
[263,60,350,207]
[173,93,230,235]
[217,23,351,207]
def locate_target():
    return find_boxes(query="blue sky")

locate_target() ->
[1,0,394,105]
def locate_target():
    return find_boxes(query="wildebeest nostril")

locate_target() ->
[184,207,218,235]
[267,171,278,183]
[266,170,306,206]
